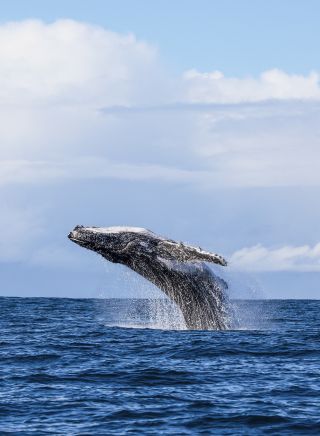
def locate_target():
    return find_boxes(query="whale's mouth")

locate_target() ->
[68,232,77,241]
[68,225,85,241]
[68,232,88,247]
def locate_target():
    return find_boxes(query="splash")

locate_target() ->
[97,298,187,330]
[97,255,272,331]
[207,264,274,330]
[97,264,187,330]
[126,298,187,330]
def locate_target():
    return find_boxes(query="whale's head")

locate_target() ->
[68,225,158,264]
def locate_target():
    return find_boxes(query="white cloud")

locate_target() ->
[230,243,320,272]
[0,19,162,106]
[184,69,320,103]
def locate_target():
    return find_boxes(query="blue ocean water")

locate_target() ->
[0,297,319,435]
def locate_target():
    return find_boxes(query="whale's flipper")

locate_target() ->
[157,239,227,266]
[68,226,229,330]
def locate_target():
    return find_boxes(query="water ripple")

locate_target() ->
[0,297,319,434]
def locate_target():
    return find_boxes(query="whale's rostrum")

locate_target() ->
[68,225,229,330]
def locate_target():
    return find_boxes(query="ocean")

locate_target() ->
[0,297,319,435]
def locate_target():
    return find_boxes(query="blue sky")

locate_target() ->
[1,1,320,298]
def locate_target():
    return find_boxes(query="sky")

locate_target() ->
[1,1,320,298]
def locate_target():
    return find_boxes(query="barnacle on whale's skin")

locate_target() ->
[68,226,229,330]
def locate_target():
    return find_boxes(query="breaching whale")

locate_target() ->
[68,225,229,330]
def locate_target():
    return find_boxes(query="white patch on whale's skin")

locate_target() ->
[85,226,159,237]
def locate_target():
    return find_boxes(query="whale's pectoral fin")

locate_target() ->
[158,241,227,266]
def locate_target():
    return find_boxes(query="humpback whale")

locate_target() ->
[68,225,229,330]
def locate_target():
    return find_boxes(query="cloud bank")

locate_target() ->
[0,19,320,190]
[184,69,320,103]
[231,243,320,272]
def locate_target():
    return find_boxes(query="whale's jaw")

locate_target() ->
[68,225,229,330]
